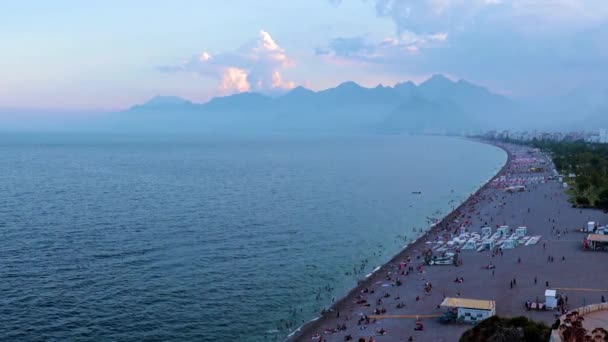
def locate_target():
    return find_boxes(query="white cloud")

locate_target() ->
[370,0,608,35]
[159,30,295,95]
[219,67,250,93]
[317,31,448,62]
[326,0,608,95]
[372,0,494,34]
[199,52,212,62]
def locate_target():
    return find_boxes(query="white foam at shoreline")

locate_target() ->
[365,265,381,278]
[288,316,320,338]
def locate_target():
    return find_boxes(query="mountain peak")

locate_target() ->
[287,86,314,95]
[394,81,416,89]
[423,74,454,85]
[128,95,195,112]
[205,92,272,109]
[336,81,363,89]
[143,95,192,106]
[418,74,458,94]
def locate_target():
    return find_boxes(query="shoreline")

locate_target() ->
[288,139,512,340]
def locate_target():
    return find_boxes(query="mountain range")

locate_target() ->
[114,74,606,134]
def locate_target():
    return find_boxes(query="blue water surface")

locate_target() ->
[0,134,506,341]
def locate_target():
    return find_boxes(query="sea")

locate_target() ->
[0,133,506,341]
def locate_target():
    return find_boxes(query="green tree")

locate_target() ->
[576,179,591,194]
[575,196,591,207]
[460,316,550,342]
[597,189,608,211]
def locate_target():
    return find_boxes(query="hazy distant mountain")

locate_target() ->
[276,86,315,103]
[120,75,515,133]
[418,75,510,108]
[204,92,273,112]
[378,97,471,134]
[128,96,198,115]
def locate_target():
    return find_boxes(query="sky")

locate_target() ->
[1,0,607,111]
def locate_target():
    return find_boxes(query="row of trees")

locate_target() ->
[459,316,550,342]
[558,310,608,342]
[529,139,608,210]
[459,313,608,341]
[496,137,608,210]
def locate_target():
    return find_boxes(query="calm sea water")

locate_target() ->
[0,134,506,341]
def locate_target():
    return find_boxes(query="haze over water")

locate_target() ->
[0,134,505,341]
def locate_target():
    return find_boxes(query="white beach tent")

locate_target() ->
[545,289,558,309]
[481,227,492,237]
[481,240,495,251]
[501,239,516,249]
[497,226,510,237]
[587,221,596,233]
[462,239,478,250]
[515,227,527,237]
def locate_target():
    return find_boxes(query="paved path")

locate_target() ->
[583,310,608,333]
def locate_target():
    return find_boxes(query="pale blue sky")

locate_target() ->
[1,0,607,111]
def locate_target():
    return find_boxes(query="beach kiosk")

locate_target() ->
[440,297,495,324]
[585,234,608,251]
[515,226,527,237]
[545,289,558,309]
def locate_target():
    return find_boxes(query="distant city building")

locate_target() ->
[599,129,608,144]
[476,129,603,144]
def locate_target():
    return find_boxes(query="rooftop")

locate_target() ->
[587,234,608,242]
[440,297,495,311]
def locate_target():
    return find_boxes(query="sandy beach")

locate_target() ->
[289,141,608,342]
